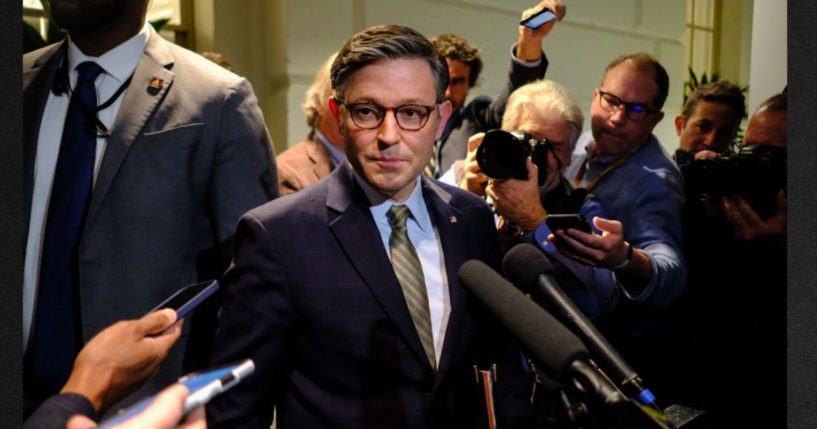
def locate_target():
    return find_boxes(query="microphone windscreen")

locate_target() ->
[503,243,554,294]
[458,259,588,381]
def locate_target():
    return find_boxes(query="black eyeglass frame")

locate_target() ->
[596,89,659,122]
[334,98,438,131]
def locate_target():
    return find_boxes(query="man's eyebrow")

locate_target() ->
[450,76,467,83]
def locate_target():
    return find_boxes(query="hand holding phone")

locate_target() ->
[546,213,592,234]
[97,359,255,429]
[520,7,557,29]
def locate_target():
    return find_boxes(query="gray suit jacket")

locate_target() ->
[23,28,278,411]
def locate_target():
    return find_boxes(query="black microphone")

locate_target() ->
[502,244,660,409]
[459,260,674,429]
[459,261,616,393]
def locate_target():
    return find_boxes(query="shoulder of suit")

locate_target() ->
[462,95,493,115]
[247,173,330,221]
[155,37,245,87]
[428,178,491,212]
[23,41,63,71]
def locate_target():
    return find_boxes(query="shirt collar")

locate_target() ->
[66,22,150,83]
[353,169,432,233]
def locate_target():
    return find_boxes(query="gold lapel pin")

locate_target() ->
[148,77,164,91]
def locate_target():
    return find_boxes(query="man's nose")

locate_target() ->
[377,110,401,146]
[445,85,453,99]
[609,105,628,125]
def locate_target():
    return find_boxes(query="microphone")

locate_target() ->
[459,260,673,429]
[502,244,659,409]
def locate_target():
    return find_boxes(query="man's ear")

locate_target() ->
[674,115,686,136]
[328,97,341,124]
[435,100,453,140]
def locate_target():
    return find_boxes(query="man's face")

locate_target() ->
[335,58,451,202]
[676,101,741,154]
[49,0,129,35]
[744,109,787,149]
[590,64,664,157]
[444,58,472,113]
[515,110,571,191]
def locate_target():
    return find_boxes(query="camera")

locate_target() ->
[476,129,549,185]
[676,145,786,217]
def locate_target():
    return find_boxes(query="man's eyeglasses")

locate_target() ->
[334,98,437,131]
[597,89,658,122]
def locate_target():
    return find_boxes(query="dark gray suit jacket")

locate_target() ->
[23,28,277,411]
[207,163,533,428]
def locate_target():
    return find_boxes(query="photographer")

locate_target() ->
[668,91,786,427]
[430,0,565,176]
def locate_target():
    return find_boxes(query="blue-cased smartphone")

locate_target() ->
[520,8,557,29]
[148,280,219,319]
[98,359,254,428]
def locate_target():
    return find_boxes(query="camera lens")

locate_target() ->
[476,130,529,180]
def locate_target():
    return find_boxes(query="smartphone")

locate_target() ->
[546,213,592,234]
[148,280,219,319]
[520,8,557,29]
[98,359,255,428]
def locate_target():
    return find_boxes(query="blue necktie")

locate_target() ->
[29,61,104,393]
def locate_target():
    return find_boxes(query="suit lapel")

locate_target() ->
[421,179,469,379]
[23,42,65,233]
[326,164,434,372]
[85,28,174,226]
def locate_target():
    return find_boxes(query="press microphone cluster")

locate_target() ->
[458,259,674,428]
[459,261,641,409]
[502,244,660,410]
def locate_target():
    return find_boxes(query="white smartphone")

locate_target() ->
[98,359,255,428]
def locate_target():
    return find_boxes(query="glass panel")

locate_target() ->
[694,0,714,28]
[147,0,182,26]
[687,0,694,23]
[691,30,713,75]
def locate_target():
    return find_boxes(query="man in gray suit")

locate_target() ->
[22,0,277,416]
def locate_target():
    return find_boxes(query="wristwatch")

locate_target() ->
[610,242,633,271]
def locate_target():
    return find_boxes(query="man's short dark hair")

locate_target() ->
[331,24,449,103]
[681,81,746,122]
[602,52,670,110]
[430,33,483,87]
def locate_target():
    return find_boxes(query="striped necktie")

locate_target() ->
[387,205,436,369]
[424,141,439,179]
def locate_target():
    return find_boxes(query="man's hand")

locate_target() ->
[66,384,205,429]
[459,133,489,196]
[486,157,547,232]
[723,190,787,250]
[61,309,182,414]
[517,0,566,61]
[547,216,629,267]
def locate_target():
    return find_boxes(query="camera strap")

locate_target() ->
[574,140,648,191]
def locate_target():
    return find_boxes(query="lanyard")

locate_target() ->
[573,140,648,191]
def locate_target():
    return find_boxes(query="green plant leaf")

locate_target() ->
[150,18,171,32]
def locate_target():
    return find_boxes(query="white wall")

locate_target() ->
[199,0,691,155]
[749,0,787,113]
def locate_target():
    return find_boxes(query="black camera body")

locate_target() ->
[476,129,549,185]
[677,145,786,217]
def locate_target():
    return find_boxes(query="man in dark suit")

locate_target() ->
[277,52,345,195]
[22,0,277,416]
[208,24,533,428]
